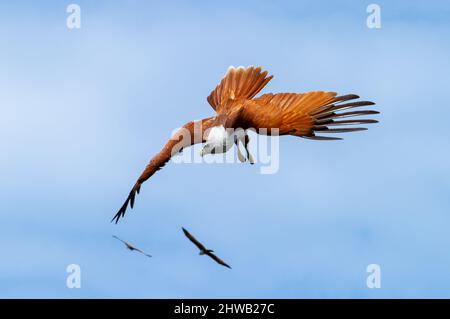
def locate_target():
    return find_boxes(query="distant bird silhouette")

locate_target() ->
[112,65,378,224]
[112,235,152,258]
[182,227,231,269]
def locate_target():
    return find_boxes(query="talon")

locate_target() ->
[247,151,255,164]
[244,134,255,164]
[237,146,246,162]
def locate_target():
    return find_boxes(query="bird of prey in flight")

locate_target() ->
[112,66,378,223]
[182,227,231,269]
[112,235,152,258]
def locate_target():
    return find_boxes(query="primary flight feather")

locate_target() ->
[112,66,378,223]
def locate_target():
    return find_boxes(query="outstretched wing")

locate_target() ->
[206,251,232,269]
[113,236,152,257]
[113,235,135,250]
[240,92,378,139]
[133,248,152,258]
[182,227,206,251]
[207,66,273,112]
[112,117,216,224]
[112,235,128,246]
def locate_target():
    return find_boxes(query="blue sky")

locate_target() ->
[1,0,450,298]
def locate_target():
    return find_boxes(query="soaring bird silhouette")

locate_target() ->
[112,66,378,223]
[182,227,231,269]
[112,235,152,258]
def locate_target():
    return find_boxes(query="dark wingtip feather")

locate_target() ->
[315,119,379,127]
[334,94,360,102]
[111,186,140,224]
[313,100,377,118]
[316,110,380,122]
[302,135,343,141]
[315,127,368,133]
[130,191,136,209]
[309,95,378,139]
[111,199,129,224]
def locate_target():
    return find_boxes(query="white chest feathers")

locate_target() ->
[206,125,230,144]
[202,125,235,155]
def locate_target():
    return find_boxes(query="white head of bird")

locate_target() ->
[200,125,236,156]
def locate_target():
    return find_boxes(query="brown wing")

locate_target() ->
[240,92,378,139]
[206,251,232,269]
[182,227,206,251]
[207,66,273,112]
[112,117,216,224]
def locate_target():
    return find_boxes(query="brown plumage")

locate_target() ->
[112,117,215,223]
[112,66,378,223]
